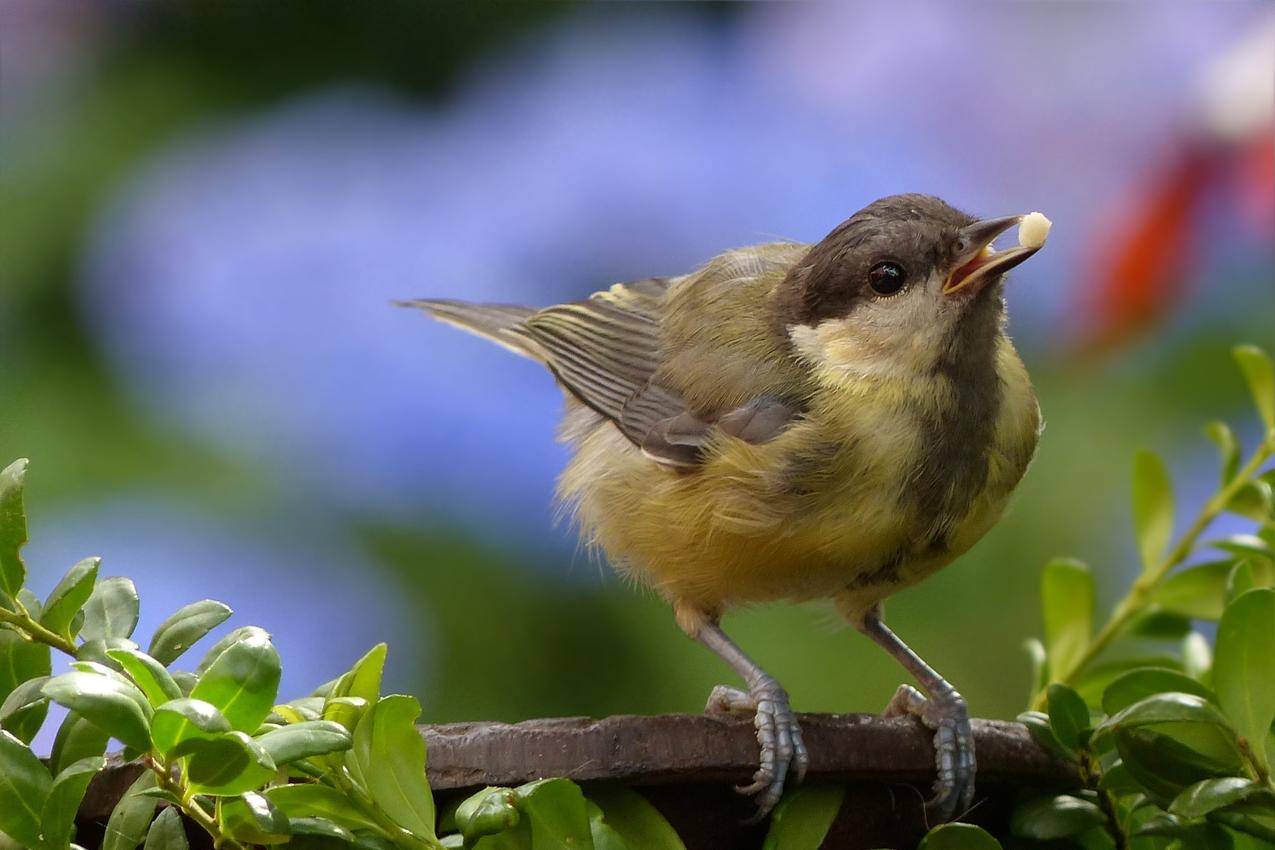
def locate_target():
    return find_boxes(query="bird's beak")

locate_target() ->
[943,215,1042,297]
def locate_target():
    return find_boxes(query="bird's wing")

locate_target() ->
[636,396,802,468]
[517,272,802,468]
[515,278,677,434]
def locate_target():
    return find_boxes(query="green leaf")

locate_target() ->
[761,784,844,850]
[1136,813,1234,846]
[1132,450,1174,572]
[15,589,40,619]
[1215,535,1275,564]
[1016,710,1072,760]
[49,712,109,775]
[171,672,197,697]
[0,629,51,744]
[1234,344,1275,431]
[1122,608,1192,639]
[141,808,188,850]
[1224,558,1264,604]
[39,558,100,640]
[456,787,522,843]
[133,788,183,806]
[0,459,30,603]
[515,778,594,850]
[264,784,381,832]
[1046,683,1090,751]
[80,578,140,642]
[586,803,626,850]
[0,729,53,849]
[322,696,368,736]
[194,626,258,676]
[279,697,325,722]
[1041,558,1094,679]
[1214,588,1275,772]
[1154,560,1235,620]
[1182,632,1212,682]
[1101,668,1215,715]
[1169,776,1270,819]
[150,697,231,756]
[107,649,182,707]
[1093,691,1244,794]
[348,695,434,838]
[76,638,140,669]
[1010,794,1106,840]
[42,671,152,751]
[100,770,157,850]
[186,730,277,796]
[1097,761,1143,796]
[351,833,400,850]
[220,791,291,845]
[147,600,233,666]
[1214,810,1275,843]
[0,675,50,744]
[1100,693,1245,803]
[41,756,106,850]
[335,643,387,707]
[1204,421,1242,484]
[189,626,281,733]
[1092,692,1236,746]
[918,822,1003,850]
[586,787,685,850]
[1228,480,1274,522]
[255,720,351,766]
[1023,638,1048,704]
[288,817,355,843]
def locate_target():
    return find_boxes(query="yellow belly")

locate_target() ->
[557,342,1040,617]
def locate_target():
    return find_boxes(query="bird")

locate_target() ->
[401,194,1048,822]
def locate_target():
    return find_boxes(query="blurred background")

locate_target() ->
[2,1,1272,733]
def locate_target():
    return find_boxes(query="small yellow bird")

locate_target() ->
[403,194,1048,821]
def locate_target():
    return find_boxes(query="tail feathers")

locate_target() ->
[398,299,543,360]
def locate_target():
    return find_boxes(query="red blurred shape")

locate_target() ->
[1077,145,1219,352]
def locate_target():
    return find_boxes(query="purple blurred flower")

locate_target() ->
[24,497,428,698]
[80,3,1270,546]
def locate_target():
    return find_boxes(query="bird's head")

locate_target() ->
[775,193,1049,382]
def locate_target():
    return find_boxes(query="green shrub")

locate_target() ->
[1,343,1272,850]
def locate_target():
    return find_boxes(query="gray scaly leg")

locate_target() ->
[697,621,809,822]
[857,608,975,822]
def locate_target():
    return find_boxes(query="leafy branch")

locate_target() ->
[1040,399,1275,700]
[1,455,838,850]
[1002,343,1275,850]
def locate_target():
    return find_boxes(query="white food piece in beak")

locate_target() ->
[1018,212,1052,249]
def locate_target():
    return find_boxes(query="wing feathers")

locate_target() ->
[406,274,800,468]
[400,299,542,359]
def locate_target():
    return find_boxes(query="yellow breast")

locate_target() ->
[557,335,1040,615]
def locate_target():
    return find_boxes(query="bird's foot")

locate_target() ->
[884,683,975,822]
[705,679,809,823]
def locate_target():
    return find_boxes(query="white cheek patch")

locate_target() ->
[788,289,949,383]
[788,316,908,382]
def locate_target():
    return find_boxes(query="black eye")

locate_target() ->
[869,261,907,295]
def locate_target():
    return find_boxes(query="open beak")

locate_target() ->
[943,215,1043,296]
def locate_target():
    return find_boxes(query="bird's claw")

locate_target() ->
[706,680,808,823]
[884,683,976,822]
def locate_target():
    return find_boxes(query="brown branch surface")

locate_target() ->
[423,712,1077,788]
[76,714,1078,850]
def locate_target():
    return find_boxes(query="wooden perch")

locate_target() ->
[76,713,1078,850]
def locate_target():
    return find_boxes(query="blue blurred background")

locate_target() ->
[2,1,1272,728]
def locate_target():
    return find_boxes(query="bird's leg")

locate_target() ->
[677,604,808,822]
[855,605,975,822]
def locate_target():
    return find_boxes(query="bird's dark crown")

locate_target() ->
[774,194,978,328]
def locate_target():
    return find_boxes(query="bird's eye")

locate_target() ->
[868,261,907,296]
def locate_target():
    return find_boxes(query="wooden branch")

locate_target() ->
[76,713,1079,850]
[422,712,1077,788]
